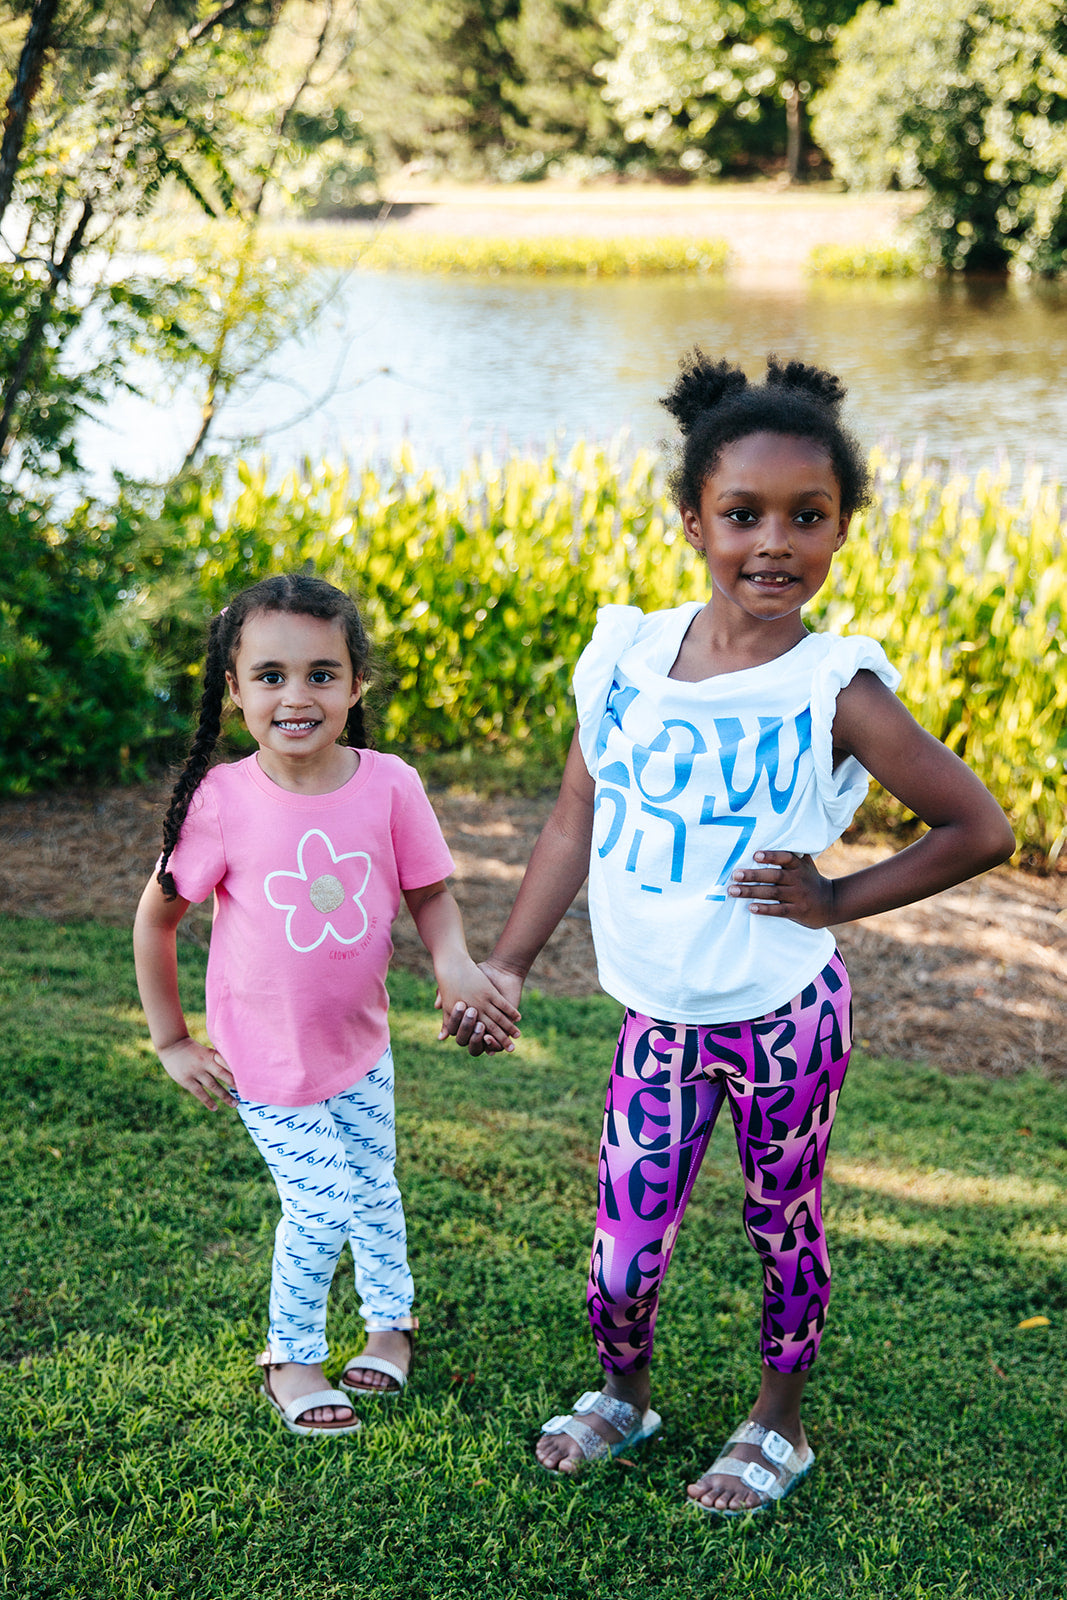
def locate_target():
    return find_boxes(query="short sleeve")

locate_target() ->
[810,635,902,832]
[391,764,455,890]
[164,778,227,903]
[572,605,646,775]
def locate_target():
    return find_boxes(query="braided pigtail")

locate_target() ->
[157,610,238,899]
[663,347,871,516]
[344,698,371,749]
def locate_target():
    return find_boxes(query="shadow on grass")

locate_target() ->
[1,919,1064,1600]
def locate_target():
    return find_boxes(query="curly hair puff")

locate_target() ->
[662,350,871,517]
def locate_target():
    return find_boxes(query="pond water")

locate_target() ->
[80,269,1067,488]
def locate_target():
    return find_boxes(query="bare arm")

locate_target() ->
[132,876,236,1110]
[438,729,595,1055]
[730,671,1015,926]
[485,728,596,980]
[404,881,521,1051]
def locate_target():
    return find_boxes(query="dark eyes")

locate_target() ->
[723,507,825,526]
[256,670,335,685]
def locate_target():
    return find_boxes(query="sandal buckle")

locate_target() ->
[741,1461,777,1494]
[761,1429,793,1466]
[541,1414,570,1435]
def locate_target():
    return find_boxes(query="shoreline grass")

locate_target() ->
[348,232,729,277]
[808,243,929,279]
[2,916,1065,1598]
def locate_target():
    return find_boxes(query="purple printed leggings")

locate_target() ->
[588,952,852,1377]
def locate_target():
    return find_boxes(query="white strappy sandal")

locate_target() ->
[340,1323,416,1397]
[257,1353,362,1437]
[538,1390,663,1472]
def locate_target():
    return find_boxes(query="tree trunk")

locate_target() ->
[0,0,62,230]
[0,200,93,463]
[785,84,803,184]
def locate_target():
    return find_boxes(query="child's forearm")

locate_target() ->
[406,883,520,1047]
[489,811,592,978]
[827,815,1014,925]
[487,729,595,980]
[133,879,193,1052]
[819,669,1015,925]
[406,883,470,976]
[134,877,237,1110]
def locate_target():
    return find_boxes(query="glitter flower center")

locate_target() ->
[309,872,346,913]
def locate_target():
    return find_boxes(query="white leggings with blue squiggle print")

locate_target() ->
[236,1049,415,1365]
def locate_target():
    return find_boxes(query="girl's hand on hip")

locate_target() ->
[158,1037,237,1111]
[728,851,835,929]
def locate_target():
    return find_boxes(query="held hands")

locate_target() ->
[434,956,522,1054]
[728,851,835,929]
[158,1036,237,1111]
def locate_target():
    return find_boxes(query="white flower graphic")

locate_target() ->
[264,829,372,952]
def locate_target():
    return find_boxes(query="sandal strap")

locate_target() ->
[710,1454,782,1497]
[571,1390,643,1435]
[344,1355,407,1387]
[281,1387,353,1423]
[721,1420,807,1475]
[540,1414,611,1461]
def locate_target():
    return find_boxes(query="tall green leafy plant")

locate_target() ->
[137,445,1067,856]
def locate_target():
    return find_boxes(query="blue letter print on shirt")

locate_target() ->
[593,698,811,898]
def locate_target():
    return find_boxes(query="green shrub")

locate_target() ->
[811,0,1067,276]
[0,487,188,793]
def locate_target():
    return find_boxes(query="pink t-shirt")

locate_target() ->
[165,751,454,1106]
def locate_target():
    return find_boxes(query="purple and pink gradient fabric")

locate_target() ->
[587,952,852,1375]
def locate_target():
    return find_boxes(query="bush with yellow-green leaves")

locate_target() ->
[143,442,1066,856]
[6,442,1063,853]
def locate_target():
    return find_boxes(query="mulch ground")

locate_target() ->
[2,783,1063,1079]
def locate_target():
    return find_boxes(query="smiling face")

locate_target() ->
[682,431,850,637]
[225,609,361,788]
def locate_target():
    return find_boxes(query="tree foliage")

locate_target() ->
[597,0,868,178]
[0,0,365,481]
[811,0,1067,273]
[351,0,623,179]
[0,1,367,795]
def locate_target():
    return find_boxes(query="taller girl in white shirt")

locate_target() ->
[448,353,1014,1515]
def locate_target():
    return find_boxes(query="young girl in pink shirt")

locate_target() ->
[134,573,518,1437]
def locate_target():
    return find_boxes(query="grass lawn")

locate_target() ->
[1,916,1064,1599]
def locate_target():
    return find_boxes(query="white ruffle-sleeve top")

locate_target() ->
[572,602,900,1024]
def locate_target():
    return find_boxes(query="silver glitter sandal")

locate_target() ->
[694,1419,814,1516]
[538,1390,662,1472]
